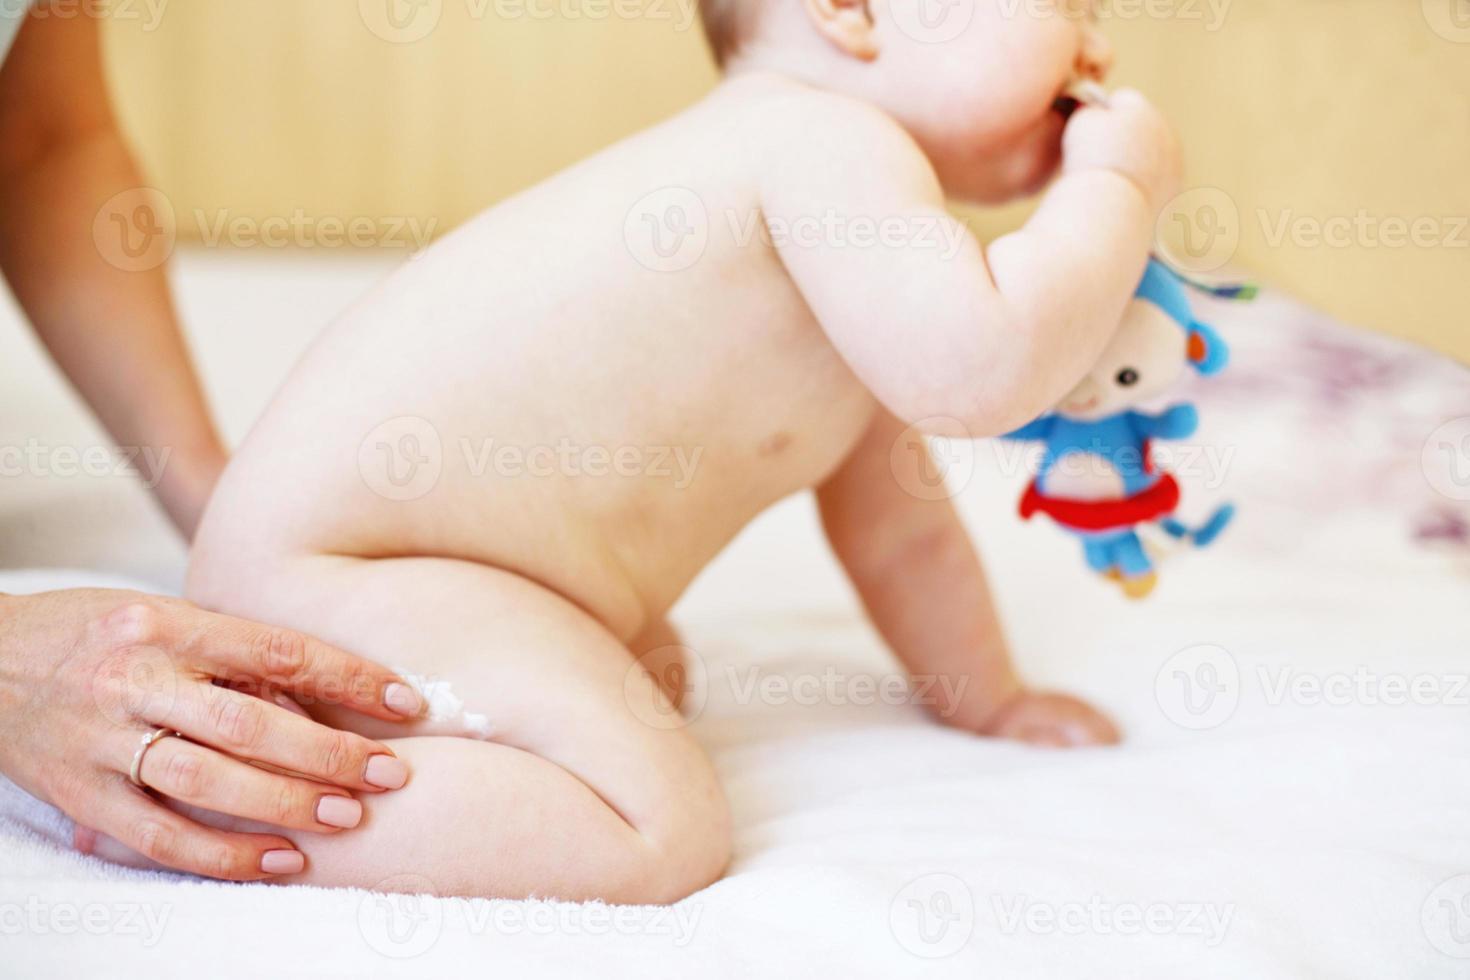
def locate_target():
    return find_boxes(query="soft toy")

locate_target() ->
[1004,259,1252,599]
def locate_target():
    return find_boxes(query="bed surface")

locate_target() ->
[2,251,1467,978]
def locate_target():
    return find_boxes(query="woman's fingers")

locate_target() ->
[147,682,410,793]
[135,733,364,833]
[94,787,305,882]
[165,604,423,722]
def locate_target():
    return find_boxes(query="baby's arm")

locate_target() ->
[817,410,1118,747]
[763,90,1178,436]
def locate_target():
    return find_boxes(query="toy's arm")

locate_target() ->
[1129,404,1198,440]
[815,409,1119,746]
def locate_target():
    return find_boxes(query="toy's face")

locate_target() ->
[1055,299,1187,421]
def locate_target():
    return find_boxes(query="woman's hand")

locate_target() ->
[0,589,425,881]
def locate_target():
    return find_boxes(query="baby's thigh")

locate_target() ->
[191,554,723,849]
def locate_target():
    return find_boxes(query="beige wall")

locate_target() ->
[106,0,1469,361]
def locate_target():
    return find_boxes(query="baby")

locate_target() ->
[184,0,1180,903]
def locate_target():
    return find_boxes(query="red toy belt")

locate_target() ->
[1019,474,1180,532]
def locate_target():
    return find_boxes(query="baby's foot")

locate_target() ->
[978,688,1120,747]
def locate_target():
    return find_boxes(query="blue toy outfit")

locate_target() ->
[1004,260,1243,595]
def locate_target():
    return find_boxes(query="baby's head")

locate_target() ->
[700,0,1113,202]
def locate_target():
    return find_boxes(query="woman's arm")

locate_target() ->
[0,10,225,537]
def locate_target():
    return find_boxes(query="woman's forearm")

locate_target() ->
[0,128,225,535]
[0,11,225,537]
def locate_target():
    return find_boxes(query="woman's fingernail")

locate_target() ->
[316,795,364,829]
[383,682,423,717]
[364,754,409,790]
[261,849,305,875]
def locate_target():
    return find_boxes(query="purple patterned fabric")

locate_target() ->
[1170,289,1470,556]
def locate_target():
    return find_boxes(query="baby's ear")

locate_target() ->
[1186,321,1230,375]
[804,0,879,61]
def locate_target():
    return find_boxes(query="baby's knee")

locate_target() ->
[634,772,732,904]
[403,734,727,904]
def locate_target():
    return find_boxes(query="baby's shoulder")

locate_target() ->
[712,76,931,175]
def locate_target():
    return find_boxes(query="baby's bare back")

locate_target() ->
[196,81,877,639]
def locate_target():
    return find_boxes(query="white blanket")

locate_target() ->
[3,254,1468,978]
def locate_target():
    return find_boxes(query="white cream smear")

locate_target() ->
[394,669,493,740]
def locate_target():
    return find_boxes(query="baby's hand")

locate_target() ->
[1061,88,1182,215]
[977,688,1121,748]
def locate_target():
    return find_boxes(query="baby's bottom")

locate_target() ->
[184,554,730,903]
